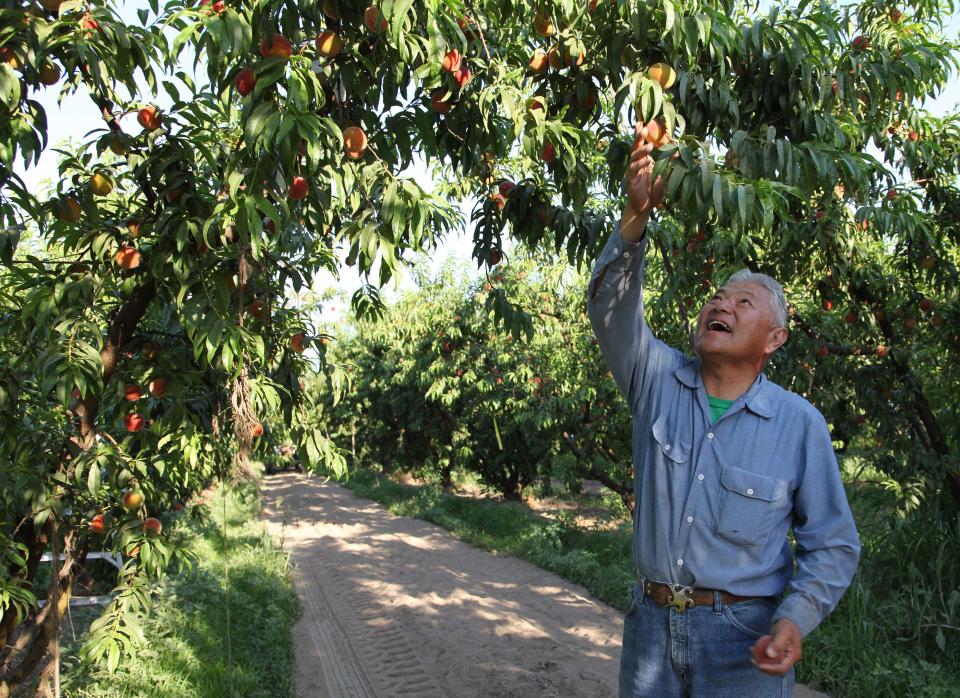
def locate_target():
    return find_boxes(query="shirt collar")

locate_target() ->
[674,361,775,419]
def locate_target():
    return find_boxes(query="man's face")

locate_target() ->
[693,282,784,364]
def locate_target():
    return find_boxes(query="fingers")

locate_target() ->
[752,644,800,676]
[631,132,652,157]
[650,174,665,204]
[750,622,803,676]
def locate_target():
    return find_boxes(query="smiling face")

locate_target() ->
[693,281,788,368]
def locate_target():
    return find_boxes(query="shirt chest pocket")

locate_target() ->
[651,415,691,465]
[715,466,787,548]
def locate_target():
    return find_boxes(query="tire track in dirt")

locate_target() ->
[260,472,621,697]
[260,472,829,698]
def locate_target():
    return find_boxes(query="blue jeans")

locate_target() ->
[619,582,794,697]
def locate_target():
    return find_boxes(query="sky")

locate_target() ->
[14,4,960,324]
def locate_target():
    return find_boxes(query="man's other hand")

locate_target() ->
[619,121,665,241]
[751,619,802,675]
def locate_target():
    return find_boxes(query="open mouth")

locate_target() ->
[707,320,731,333]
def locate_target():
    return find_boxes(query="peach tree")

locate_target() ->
[321,250,636,505]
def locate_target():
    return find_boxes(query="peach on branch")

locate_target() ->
[529,50,548,73]
[53,196,82,222]
[137,105,162,131]
[534,9,555,37]
[123,413,145,432]
[321,0,341,19]
[90,173,113,196]
[316,31,343,58]
[643,119,670,148]
[647,62,677,89]
[288,176,309,200]
[122,490,143,510]
[364,5,388,34]
[430,89,452,113]
[343,126,368,159]
[39,61,61,85]
[247,299,269,320]
[565,45,586,69]
[442,48,462,73]
[108,134,127,155]
[527,96,546,114]
[115,246,141,270]
[547,46,562,71]
[260,34,293,59]
[148,377,168,397]
[453,64,472,87]
[235,67,256,96]
[144,517,162,536]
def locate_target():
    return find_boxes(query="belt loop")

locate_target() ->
[713,590,722,612]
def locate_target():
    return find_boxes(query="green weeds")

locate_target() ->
[60,482,299,698]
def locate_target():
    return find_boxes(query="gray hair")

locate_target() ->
[724,269,788,329]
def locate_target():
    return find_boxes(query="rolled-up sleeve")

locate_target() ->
[586,225,682,412]
[771,413,861,637]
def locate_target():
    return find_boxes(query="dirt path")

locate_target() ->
[260,472,828,698]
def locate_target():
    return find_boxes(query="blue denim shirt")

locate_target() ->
[587,228,860,637]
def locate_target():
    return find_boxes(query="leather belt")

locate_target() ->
[641,578,766,613]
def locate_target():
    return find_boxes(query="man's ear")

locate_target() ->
[766,327,788,355]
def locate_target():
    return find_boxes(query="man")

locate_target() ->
[587,123,860,697]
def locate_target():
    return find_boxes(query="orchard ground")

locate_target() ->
[261,471,829,698]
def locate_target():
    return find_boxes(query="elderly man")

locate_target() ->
[588,123,860,697]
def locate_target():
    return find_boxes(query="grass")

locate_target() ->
[343,465,960,698]
[60,481,299,698]
[798,459,960,697]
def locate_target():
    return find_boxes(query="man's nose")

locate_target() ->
[713,297,733,312]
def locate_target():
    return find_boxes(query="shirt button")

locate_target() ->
[686,516,694,524]
[697,474,704,481]
[664,444,671,451]
[677,559,684,566]
[613,247,620,255]
[747,488,754,495]
[707,432,714,439]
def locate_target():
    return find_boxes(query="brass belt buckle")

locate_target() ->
[667,584,694,613]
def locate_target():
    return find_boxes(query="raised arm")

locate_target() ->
[587,123,679,410]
